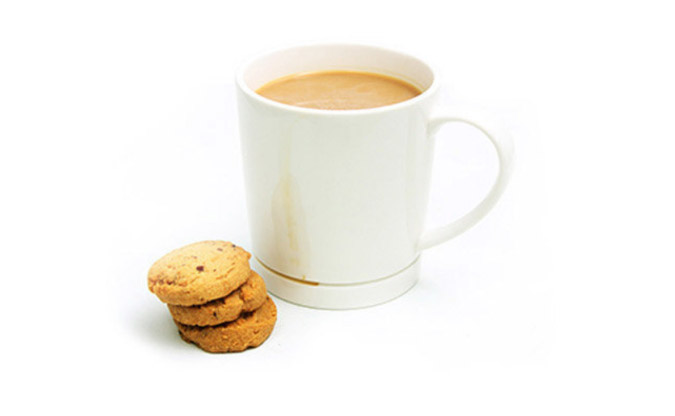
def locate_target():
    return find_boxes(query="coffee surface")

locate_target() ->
[256,70,422,110]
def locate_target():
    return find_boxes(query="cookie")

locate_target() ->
[148,240,252,306]
[176,296,277,353]
[168,270,267,326]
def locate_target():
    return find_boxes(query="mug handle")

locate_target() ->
[418,107,515,250]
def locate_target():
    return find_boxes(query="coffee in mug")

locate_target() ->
[256,70,422,110]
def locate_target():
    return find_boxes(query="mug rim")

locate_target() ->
[235,42,440,116]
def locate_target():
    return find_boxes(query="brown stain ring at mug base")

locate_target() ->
[255,257,319,286]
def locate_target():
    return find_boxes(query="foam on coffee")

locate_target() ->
[256,70,422,110]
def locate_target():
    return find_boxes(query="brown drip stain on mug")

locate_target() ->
[256,70,422,110]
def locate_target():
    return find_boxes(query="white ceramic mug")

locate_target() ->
[236,44,514,309]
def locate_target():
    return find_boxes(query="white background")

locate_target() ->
[1,0,674,414]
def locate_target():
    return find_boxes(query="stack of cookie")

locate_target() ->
[147,240,277,353]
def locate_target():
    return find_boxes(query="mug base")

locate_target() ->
[252,257,420,310]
